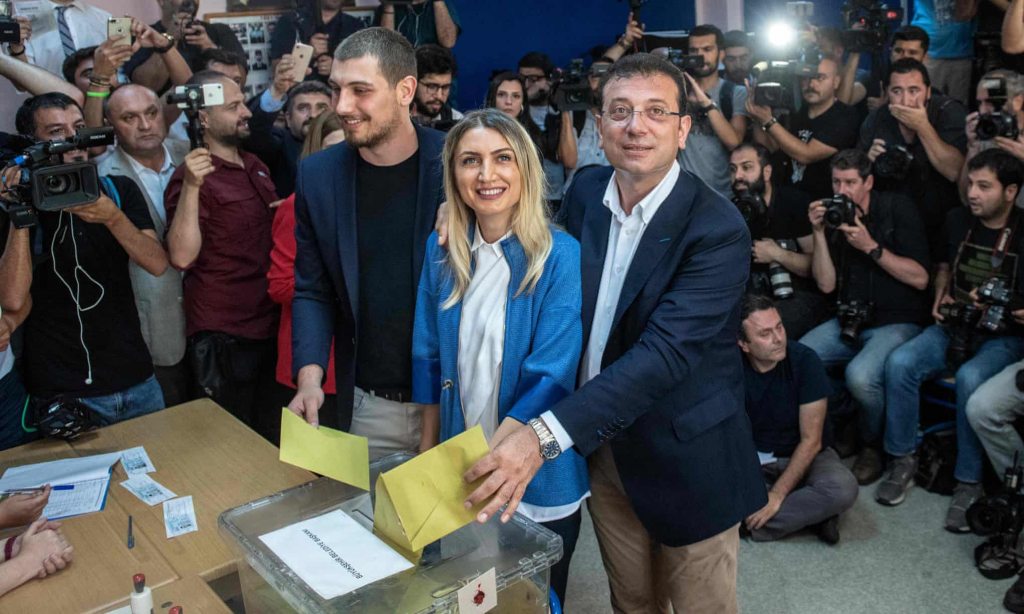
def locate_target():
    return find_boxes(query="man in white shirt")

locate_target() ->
[10,0,111,79]
[96,84,189,407]
[462,54,765,613]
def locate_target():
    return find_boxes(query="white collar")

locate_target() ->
[124,142,175,175]
[602,160,680,225]
[472,222,512,255]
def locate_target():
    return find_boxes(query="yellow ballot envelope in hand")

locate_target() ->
[373,426,490,554]
[279,408,370,490]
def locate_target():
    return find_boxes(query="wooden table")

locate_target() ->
[0,399,314,613]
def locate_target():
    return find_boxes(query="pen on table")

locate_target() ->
[1,485,73,496]
[127,515,134,549]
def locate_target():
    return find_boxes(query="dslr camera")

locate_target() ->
[667,49,704,74]
[732,190,768,238]
[823,194,860,230]
[977,78,1020,141]
[0,0,19,44]
[550,59,593,113]
[165,83,225,150]
[0,127,116,229]
[938,302,984,368]
[874,144,914,180]
[837,300,874,345]
[840,0,904,54]
[976,277,1023,333]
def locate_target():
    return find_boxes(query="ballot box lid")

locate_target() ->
[218,453,561,613]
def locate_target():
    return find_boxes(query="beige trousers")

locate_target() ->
[350,387,424,461]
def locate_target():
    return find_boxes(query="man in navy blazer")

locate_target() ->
[463,55,766,613]
[288,28,445,453]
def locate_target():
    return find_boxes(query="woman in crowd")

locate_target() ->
[485,71,543,153]
[272,112,347,436]
[412,109,586,607]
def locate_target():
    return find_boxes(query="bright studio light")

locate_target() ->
[767,22,795,47]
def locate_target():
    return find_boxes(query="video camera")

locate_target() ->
[0,127,115,229]
[841,0,904,54]
[752,46,821,109]
[666,49,704,75]
[0,0,19,45]
[977,78,1020,141]
[550,59,594,113]
[165,83,225,150]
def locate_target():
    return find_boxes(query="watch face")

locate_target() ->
[541,441,560,460]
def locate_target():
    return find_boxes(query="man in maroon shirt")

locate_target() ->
[164,70,279,433]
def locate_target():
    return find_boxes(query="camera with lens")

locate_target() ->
[976,277,1023,333]
[751,49,820,109]
[732,190,768,237]
[938,302,984,368]
[0,1,19,44]
[667,49,705,75]
[165,83,225,150]
[967,456,1024,578]
[823,194,860,230]
[550,59,594,113]
[874,144,915,180]
[837,300,874,345]
[0,127,116,229]
[768,239,798,300]
[841,0,904,54]
[976,78,1020,141]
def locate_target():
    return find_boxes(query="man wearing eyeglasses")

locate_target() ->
[410,44,462,130]
[460,53,765,614]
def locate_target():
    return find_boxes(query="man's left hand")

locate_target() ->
[838,215,878,254]
[889,104,929,134]
[463,423,544,524]
[752,239,781,264]
[682,72,710,106]
[183,23,215,50]
[744,82,773,124]
[745,490,784,531]
[68,195,120,226]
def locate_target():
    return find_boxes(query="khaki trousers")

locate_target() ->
[588,444,739,614]
[350,387,424,461]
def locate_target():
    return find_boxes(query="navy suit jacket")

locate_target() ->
[552,165,767,547]
[291,125,446,419]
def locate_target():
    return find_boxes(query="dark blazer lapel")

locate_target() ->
[610,172,696,332]
[580,193,612,349]
[412,126,442,300]
[336,144,360,325]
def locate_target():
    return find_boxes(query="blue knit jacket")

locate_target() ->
[412,226,589,510]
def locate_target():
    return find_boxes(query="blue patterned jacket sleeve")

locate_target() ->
[412,232,442,404]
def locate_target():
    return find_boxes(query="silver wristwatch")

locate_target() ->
[528,418,561,461]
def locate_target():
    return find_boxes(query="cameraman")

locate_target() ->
[728,142,825,339]
[961,70,1024,200]
[748,57,861,200]
[882,150,1024,531]
[859,59,967,260]
[723,30,754,86]
[677,24,748,199]
[270,0,364,82]
[518,52,575,205]
[10,94,169,426]
[802,149,931,486]
[410,44,463,130]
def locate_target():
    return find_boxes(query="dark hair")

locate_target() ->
[723,29,749,50]
[485,71,542,149]
[689,24,725,51]
[732,141,770,170]
[186,69,233,87]
[892,25,930,54]
[333,27,416,88]
[967,148,1024,194]
[194,48,248,75]
[830,149,872,180]
[517,51,554,77]
[15,92,83,136]
[415,44,457,79]
[284,80,332,114]
[596,53,688,116]
[61,46,97,84]
[739,294,777,341]
[884,58,930,90]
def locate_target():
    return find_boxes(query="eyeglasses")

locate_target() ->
[522,74,548,85]
[421,83,452,95]
[602,106,683,124]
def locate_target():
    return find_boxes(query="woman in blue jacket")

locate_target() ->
[412,109,588,607]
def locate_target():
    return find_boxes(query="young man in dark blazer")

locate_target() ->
[288,28,445,454]
[463,54,766,613]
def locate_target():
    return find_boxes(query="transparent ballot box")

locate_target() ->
[218,453,561,613]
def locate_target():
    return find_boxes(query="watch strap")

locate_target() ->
[761,117,778,132]
[154,33,176,54]
[870,245,884,261]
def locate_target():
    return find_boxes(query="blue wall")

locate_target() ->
[451,1,697,111]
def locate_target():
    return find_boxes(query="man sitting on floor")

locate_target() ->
[739,294,859,544]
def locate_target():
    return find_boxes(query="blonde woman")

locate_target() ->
[412,109,587,607]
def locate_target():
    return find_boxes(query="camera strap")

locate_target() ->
[98,176,121,210]
[950,208,1021,292]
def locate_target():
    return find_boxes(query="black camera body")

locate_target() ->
[0,1,18,45]
[977,112,1019,141]
[732,190,769,239]
[550,59,593,113]
[976,277,1023,333]
[939,302,984,368]
[837,300,874,345]
[841,0,904,53]
[874,144,915,180]
[823,194,859,229]
[667,49,705,74]
[754,82,788,108]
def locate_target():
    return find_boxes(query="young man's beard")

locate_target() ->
[529,89,549,106]
[733,173,767,198]
[414,97,442,119]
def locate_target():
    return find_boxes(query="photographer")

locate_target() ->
[126,0,244,96]
[270,0,364,82]
[802,150,931,486]
[882,150,1024,532]
[748,56,861,200]
[518,52,575,204]
[677,24,748,199]
[723,30,754,86]
[961,70,1024,201]
[244,56,328,198]
[410,44,463,130]
[859,59,967,260]
[729,142,825,339]
[11,93,169,426]
[164,71,278,433]
[866,26,932,111]
[560,58,614,193]
[375,0,461,49]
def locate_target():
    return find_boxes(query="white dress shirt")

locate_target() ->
[125,143,177,225]
[541,161,682,452]
[14,1,111,79]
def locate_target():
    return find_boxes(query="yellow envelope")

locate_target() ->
[278,408,370,490]
[373,426,490,553]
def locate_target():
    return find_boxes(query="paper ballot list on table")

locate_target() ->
[0,452,122,520]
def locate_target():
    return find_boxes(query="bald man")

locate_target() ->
[97,84,190,406]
